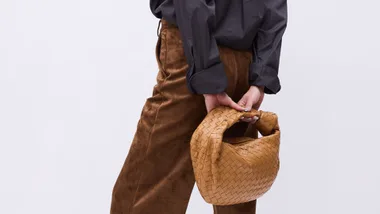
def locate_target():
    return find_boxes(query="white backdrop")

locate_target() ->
[1,0,380,213]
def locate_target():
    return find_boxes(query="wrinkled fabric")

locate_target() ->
[150,0,287,94]
[110,20,258,214]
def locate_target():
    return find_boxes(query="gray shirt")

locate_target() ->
[150,0,288,94]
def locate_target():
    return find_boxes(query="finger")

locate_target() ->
[204,100,214,113]
[206,103,218,113]
[240,117,253,123]
[229,99,246,111]
[250,116,259,124]
[244,95,257,111]
[237,95,248,108]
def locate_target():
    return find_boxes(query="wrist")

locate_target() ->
[203,92,224,97]
[250,85,265,92]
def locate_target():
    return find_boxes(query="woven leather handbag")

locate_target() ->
[190,105,281,205]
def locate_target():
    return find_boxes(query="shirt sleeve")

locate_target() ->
[173,0,227,94]
[249,0,288,94]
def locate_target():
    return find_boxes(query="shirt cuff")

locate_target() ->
[186,62,228,94]
[249,63,281,94]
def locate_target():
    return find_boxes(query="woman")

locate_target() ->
[111,0,287,213]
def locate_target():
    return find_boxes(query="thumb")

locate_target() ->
[217,93,245,111]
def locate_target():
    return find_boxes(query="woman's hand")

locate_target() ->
[238,86,265,123]
[203,92,245,113]
[203,85,264,123]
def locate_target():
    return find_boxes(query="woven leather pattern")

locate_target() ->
[190,106,281,205]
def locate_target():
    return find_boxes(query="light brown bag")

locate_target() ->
[190,106,281,205]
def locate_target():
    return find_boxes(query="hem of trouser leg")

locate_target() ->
[127,70,169,214]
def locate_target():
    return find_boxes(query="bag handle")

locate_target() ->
[207,106,279,137]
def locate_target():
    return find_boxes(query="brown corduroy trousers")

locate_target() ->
[110,19,258,214]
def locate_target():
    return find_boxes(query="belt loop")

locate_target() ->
[157,19,162,37]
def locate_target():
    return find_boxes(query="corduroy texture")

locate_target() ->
[110,19,258,214]
[190,106,280,205]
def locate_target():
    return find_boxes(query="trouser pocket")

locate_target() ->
[155,31,170,79]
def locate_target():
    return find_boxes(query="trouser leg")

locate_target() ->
[110,20,209,214]
[110,19,257,214]
[213,200,257,214]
